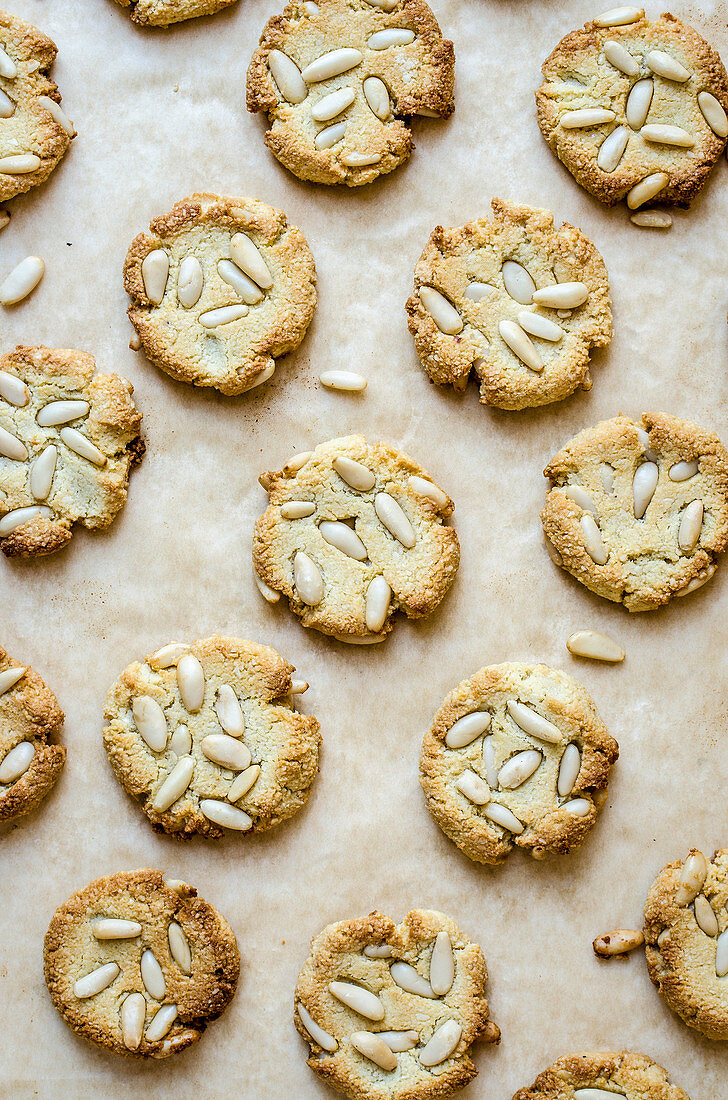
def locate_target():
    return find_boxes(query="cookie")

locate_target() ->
[103,635,320,839]
[420,663,618,866]
[253,435,459,642]
[111,0,238,27]
[512,1050,690,1100]
[536,11,728,209]
[405,199,612,411]
[124,193,317,395]
[0,11,74,205]
[43,868,239,1058]
[644,847,728,1041]
[295,909,499,1100]
[246,0,454,187]
[0,646,65,826]
[0,346,144,558]
[541,412,728,612]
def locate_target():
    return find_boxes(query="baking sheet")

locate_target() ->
[2,0,728,1096]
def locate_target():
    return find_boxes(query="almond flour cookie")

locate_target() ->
[0,346,143,558]
[254,435,459,642]
[406,199,612,411]
[420,663,618,865]
[295,909,500,1100]
[644,848,728,1041]
[512,1050,690,1100]
[103,635,320,839]
[43,868,239,1058]
[246,0,454,187]
[542,413,728,612]
[0,646,65,826]
[111,0,238,27]
[536,11,728,209]
[124,193,316,395]
[0,11,74,205]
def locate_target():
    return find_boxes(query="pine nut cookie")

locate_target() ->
[253,435,459,643]
[0,11,74,205]
[295,909,500,1100]
[512,1050,690,1100]
[43,868,239,1058]
[644,848,728,1041]
[405,199,612,411]
[246,0,454,188]
[541,412,728,612]
[124,193,317,395]
[420,663,618,865]
[110,0,238,27]
[0,346,144,558]
[103,635,321,839]
[0,646,65,826]
[536,10,728,209]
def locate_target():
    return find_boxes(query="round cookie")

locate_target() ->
[246,0,454,187]
[253,435,459,643]
[124,193,317,395]
[644,848,728,1041]
[420,663,618,865]
[536,11,728,209]
[512,1050,690,1100]
[295,909,500,1100]
[43,868,239,1058]
[0,11,74,205]
[110,0,238,27]
[0,646,65,826]
[405,198,612,411]
[0,345,144,558]
[103,635,321,839]
[541,412,728,612]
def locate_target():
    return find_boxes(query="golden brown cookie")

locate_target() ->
[253,435,459,643]
[0,10,74,205]
[124,193,317,395]
[512,1050,690,1100]
[405,199,612,411]
[644,848,728,1041]
[110,0,238,26]
[43,868,239,1058]
[103,635,320,839]
[420,662,617,865]
[541,412,728,612]
[0,346,143,558]
[246,0,454,187]
[0,645,64,826]
[295,909,499,1100]
[536,11,728,208]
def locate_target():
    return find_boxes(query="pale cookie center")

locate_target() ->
[297,930,466,1072]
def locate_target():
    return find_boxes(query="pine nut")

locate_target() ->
[419,285,463,335]
[498,749,542,789]
[499,320,542,372]
[200,798,252,830]
[0,370,28,405]
[365,575,391,632]
[201,734,251,771]
[454,769,491,804]
[630,209,672,228]
[73,962,120,999]
[0,255,44,305]
[375,492,416,548]
[419,1019,462,1066]
[255,571,281,602]
[465,282,496,301]
[566,630,624,662]
[294,550,324,604]
[669,460,698,481]
[563,485,597,514]
[675,849,707,904]
[483,801,524,833]
[715,928,728,977]
[0,87,14,118]
[0,666,26,695]
[60,427,106,466]
[297,1003,338,1051]
[0,425,27,460]
[215,684,244,736]
[698,91,728,138]
[177,256,204,307]
[445,711,491,748]
[626,78,653,129]
[0,740,35,782]
[315,121,346,149]
[594,6,643,27]
[92,918,142,939]
[367,28,415,49]
[230,232,273,290]
[141,949,166,1000]
[227,764,260,802]
[517,311,563,341]
[581,514,608,564]
[627,171,669,209]
[633,461,658,518]
[311,87,355,122]
[168,921,192,973]
[603,40,638,76]
[0,505,51,536]
[507,700,561,743]
[177,653,205,712]
[329,980,385,1019]
[121,993,146,1050]
[319,370,367,391]
[593,928,644,957]
[378,1030,418,1051]
[350,1031,397,1071]
[152,756,194,812]
[168,725,191,756]
[37,95,75,136]
[532,282,588,309]
[501,260,536,304]
[363,76,390,120]
[132,696,168,752]
[199,304,249,327]
[597,125,629,171]
[645,50,690,82]
[389,962,435,997]
[678,500,703,551]
[560,108,616,128]
[641,124,695,147]
[429,930,455,995]
[30,445,58,500]
[145,1003,178,1042]
[37,400,89,426]
[557,742,581,796]
[563,798,591,815]
[333,455,376,491]
[408,475,448,507]
[218,259,264,304]
[0,154,41,174]
[281,501,315,519]
[694,894,719,937]
[482,735,498,787]
[0,44,17,78]
[269,49,308,104]
[302,48,362,83]
[149,642,189,668]
[141,249,169,304]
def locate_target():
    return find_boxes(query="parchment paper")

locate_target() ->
[2,0,728,1096]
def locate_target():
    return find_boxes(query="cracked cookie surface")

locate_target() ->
[406,199,612,411]
[246,0,454,187]
[124,193,317,395]
[420,662,617,865]
[512,1050,690,1100]
[253,434,459,642]
[103,635,321,839]
[0,645,64,826]
[111,0,238,26]
[644,848,728,1041]
[0,345,143,558]
[0,10,74,204]
[43,868,239,1058]
[536,11,728,208]
[541,412,728,612]
[295,909,499,1100]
